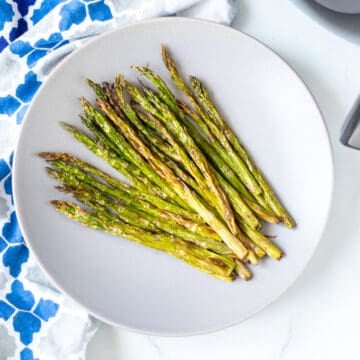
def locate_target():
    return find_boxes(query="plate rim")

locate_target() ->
[12,16,335,336]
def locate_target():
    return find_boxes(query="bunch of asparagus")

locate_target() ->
[40,46,295,281]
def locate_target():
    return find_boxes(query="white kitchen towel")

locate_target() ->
[0,0,237,359]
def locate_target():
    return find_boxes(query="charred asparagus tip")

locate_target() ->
[51,199,62,208]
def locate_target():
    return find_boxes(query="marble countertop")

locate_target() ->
[87,0,360,358]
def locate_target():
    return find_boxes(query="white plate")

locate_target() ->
[13,17,333,335]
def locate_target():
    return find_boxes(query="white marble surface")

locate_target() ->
[87,0,360,358]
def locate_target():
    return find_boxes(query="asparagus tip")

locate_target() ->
[39,152,69,162]
[79,96,89,107]
[38,151,52,159]
[189,75,202,91]
[161,44,168,56]
[50,199,62,208]
[85,78,96,87]
[86,79,108,100]
[58,120,68,128]
[59,121,74,131]
[130,65,142,71]
[161,44,171,67]
[284,217,296,229]
[45,167,61,180]
[54,184,72,193]
[189,75,197,82]
[115,74,126,87]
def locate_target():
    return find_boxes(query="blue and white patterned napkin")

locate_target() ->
[0,0,237,358]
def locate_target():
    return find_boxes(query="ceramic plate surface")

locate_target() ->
[13,17,333,335]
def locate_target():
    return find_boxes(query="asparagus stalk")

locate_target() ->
[135,109,263,230]
[52,201,237,281]
[134,109,202,187]
[139,91,245,199]
[93,95,249,260]
[146,140,207,202]
[137,96,276,226]
[113,78,262,230]
[235,260,253,281]
[55,124,203,223]
[79,112,177,201]
[80,97,189,210]
[129,83,251,202]
[144,148,259,264]
[212,166,278,225]
[135,107,175,145]
[86,82,270,262]
[146,142,258,266]
[121,80,239,236]
[42,159,219,241]
[175,106,278,223]
[189,76,295,228]
[77,117,171,201]
[39,46,294,281]
[133,64,262,197]
[49,157,263,264]
[145,147,265,265]
[61,184,232,256]
[174,110,274,219]
[90,79,177,159]
[248,242,266,259]
[177,100,272,214]
[130,64,277,223]
[159,46,262,195]
[114,76,218,205]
